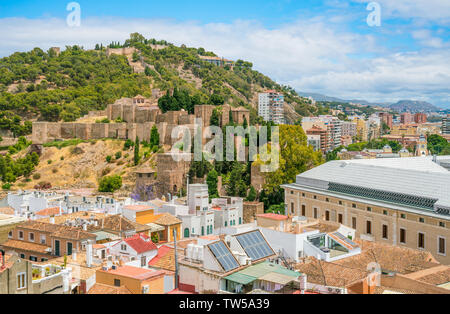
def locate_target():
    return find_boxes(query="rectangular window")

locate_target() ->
[40,235,46,244]
[367,207,372,212]
[326,198,330,203]
[8,231,12,239]
[418,233,425,249]
[401,214,406,219]
[313,208,318,219]
[352,217,357,229]
[339,201,343,206]
[18,231,24,240]
[29,233,35,242]
[419,218,425,223]
[114,279,121,287]
[438,237,446,255]
[17,273,26,290]
[302,205,306,217]
[400,229,406,244]
[352,204,356,208]
[325,211,330,221]
[366,221,372,235]
[291,203,295,215]
[382,225,388,239]
[141,256,147,267]
[121,244,127,251]
[338,214,343,224]
[440,222,446,228]
[383,210,388,216]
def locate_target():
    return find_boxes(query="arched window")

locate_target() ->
[184,228,190,238]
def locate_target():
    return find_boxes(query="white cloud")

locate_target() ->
[0,16,448,107]
[353,0,450,23]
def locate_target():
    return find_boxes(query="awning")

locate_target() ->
[259,272,297,285]
[224,273,256,285]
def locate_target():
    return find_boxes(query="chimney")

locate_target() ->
[86,241,93,268]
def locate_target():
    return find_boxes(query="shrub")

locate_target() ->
[34,181,52,190]
[52,168,58,174]
[33,173,41,180]
[2,183,11,190]
[70,146,85,155]
[106,155,112,163]
[60,156,65,161]
[101,167,111,176]
[47,160,52,165]
[98,175,122,193]
[123,139,134,150]
[115,152,122,160]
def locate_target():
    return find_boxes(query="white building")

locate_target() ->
[109,233,158,268]
[258,90,285,125]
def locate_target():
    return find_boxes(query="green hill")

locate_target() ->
[0,32,316,135]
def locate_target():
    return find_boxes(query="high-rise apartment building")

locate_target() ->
[302,116,342,151]
[443,115,450,135]
[401,112,415,125]
[379,112,393,129]
[415,113,427,124]
[258,91,285,125]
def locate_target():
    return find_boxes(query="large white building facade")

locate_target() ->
[258,91,285,125]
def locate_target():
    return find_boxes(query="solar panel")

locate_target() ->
[332,232,358,248]
[208,241,240,272]
[235,230,275,261]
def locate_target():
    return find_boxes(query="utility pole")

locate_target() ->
[173,228,179,289]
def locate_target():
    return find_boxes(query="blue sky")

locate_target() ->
[0,0,449,107]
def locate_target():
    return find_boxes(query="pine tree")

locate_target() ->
[150,125,160,149]
[134,137,140,166]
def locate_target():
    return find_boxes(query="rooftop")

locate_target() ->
[116,234,157,254]
[17,220,96,240]
[123,205,154,212]
[35,207,63,217]
[100,265,165,281]
[256,213,288,221]
[88,283,133,294]
[149,245,175,272]
[289,159,450,214]
[1,239,51,254]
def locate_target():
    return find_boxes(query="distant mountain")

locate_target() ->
[299,92,441,113]
[388,100,441,113]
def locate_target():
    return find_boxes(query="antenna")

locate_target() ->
[173,228,179,290]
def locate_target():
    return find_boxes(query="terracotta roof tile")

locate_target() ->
[153,213,182,226]
[100,265,165,281]
[35,207,63,217]
[1,239,51,254]
[88,283,132,294]
[17,221,96,241]
[257,213,288,221]
[149,245,175,272]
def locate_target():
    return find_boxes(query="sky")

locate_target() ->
[0,0,449,108]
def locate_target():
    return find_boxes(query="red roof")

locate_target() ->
[35,207,62,217]
[115,234,157,254]
[103,265,164,281]
[148,245,172,266]
[256,213,288,221]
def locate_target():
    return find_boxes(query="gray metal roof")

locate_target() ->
[294,160,450,211]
